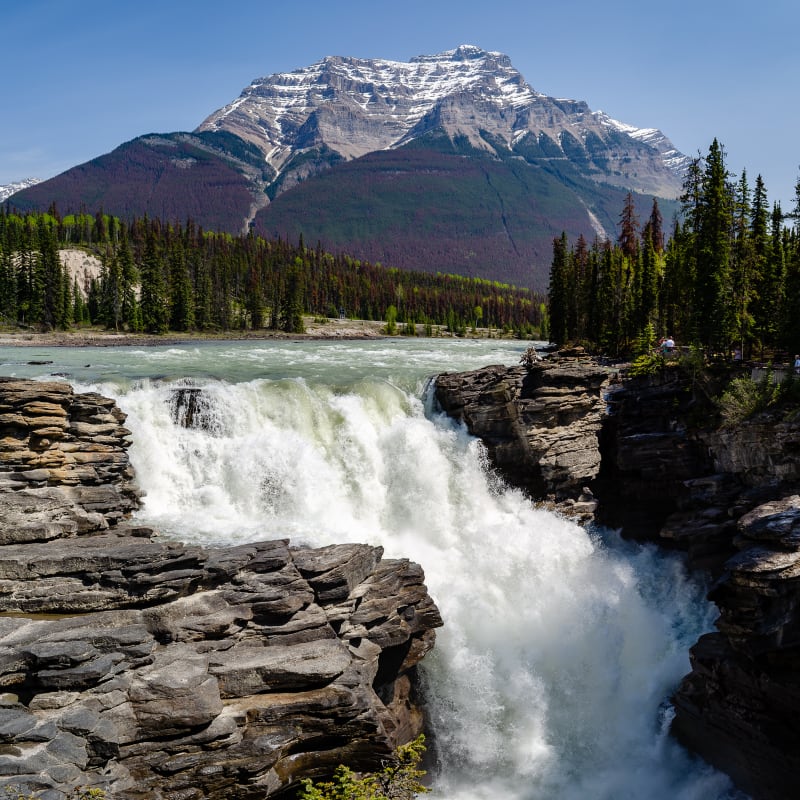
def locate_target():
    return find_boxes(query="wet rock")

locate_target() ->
[435,358,800,800]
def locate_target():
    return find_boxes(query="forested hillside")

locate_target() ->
[0,209,543,336]
[548,139,800,358]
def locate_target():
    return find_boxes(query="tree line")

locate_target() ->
[0,209,544,336]
[548,138,800,358]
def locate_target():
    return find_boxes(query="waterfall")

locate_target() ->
[104,369,736,800]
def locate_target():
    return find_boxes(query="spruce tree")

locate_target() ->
[694,139,734,352]
[280,261,306,333]
[547,233,570,345]
[168,239,194,331]
[139,228,169,334]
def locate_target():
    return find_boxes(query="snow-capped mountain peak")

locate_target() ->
[198,46,687,200]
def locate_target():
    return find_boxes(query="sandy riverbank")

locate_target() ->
[0,318,389,347]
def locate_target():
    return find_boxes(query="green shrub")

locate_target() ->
[627,352,664,376]
[297,735,429,800]
[716,368,795,425]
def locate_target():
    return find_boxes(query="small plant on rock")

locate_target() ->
[297,735,429,800]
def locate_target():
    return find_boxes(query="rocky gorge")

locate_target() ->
[435,349,800,800]
[0,377,442,799]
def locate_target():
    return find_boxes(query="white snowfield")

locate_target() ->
[0,178,41,203]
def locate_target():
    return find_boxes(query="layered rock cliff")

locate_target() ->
[434,354,800,800]
[0,378,442,799]
[435,350,609,517]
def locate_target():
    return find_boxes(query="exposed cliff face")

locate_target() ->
[0,379,442,799]
[435,351,609,516]
[434,357,800,800]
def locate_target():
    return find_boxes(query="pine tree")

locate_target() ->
[101,248,124,330]
[694,139,734,352]
[618,192,640,261]
[0,237,16,324]
[36,217,64,329]
[643,198,665,254]
[168,239,194,331]
[117,228,138,329]
[729,170,756,355]
[547,233,570,345]
[280,261,306,333]
[139,228,169,334]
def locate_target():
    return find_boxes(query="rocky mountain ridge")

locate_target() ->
[199,44,688,201]
[7,46,686,290]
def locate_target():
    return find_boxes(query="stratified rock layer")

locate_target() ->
[435,350,609,515]
[0,379,442,799]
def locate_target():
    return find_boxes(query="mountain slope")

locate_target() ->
[253,142,668,289]
[8,132,269,233]
[8,46,688,289]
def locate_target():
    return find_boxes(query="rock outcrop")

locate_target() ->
[434,355,800,800]
[435,349,609,517]
[0,379,442,799]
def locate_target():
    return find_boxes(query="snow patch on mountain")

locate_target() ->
[0,178,41,203]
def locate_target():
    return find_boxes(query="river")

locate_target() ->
[0,338,741,799]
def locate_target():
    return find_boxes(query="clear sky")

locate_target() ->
[2,0,798,210]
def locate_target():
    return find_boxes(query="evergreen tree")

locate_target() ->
[168,238,194,331]
[618,192,640,261]
[36,217,64,329]
[117,228,138,329]
[101,248,124,330]
[694,139,734,352]
[245,265,264,329]
[139,228,169,334]
[547,233,570,345]
[0,238,16,324]
[643,198,665,254]
[730,170,756,355]
[280,260,306,333]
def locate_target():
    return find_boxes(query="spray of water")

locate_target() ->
[90,368,735,800]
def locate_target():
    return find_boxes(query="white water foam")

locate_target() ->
[97,370,735,800]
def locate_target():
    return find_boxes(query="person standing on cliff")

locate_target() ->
[794,354,800,374]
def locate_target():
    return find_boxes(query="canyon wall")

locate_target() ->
[435,352,800,800]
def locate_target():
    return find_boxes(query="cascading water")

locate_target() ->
[0,340,741,799]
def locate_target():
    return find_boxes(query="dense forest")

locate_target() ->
[0,209,544,336]
[548,139,800,358]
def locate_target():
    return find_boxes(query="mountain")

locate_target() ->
[199,44,687,201]
[0,178,41,203]
[9,46,687,290]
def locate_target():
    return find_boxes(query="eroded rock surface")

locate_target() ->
[0,379,442,799]
[435,350,609,514]
[671,495,800,800]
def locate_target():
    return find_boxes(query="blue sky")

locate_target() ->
[3,0,798,209]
